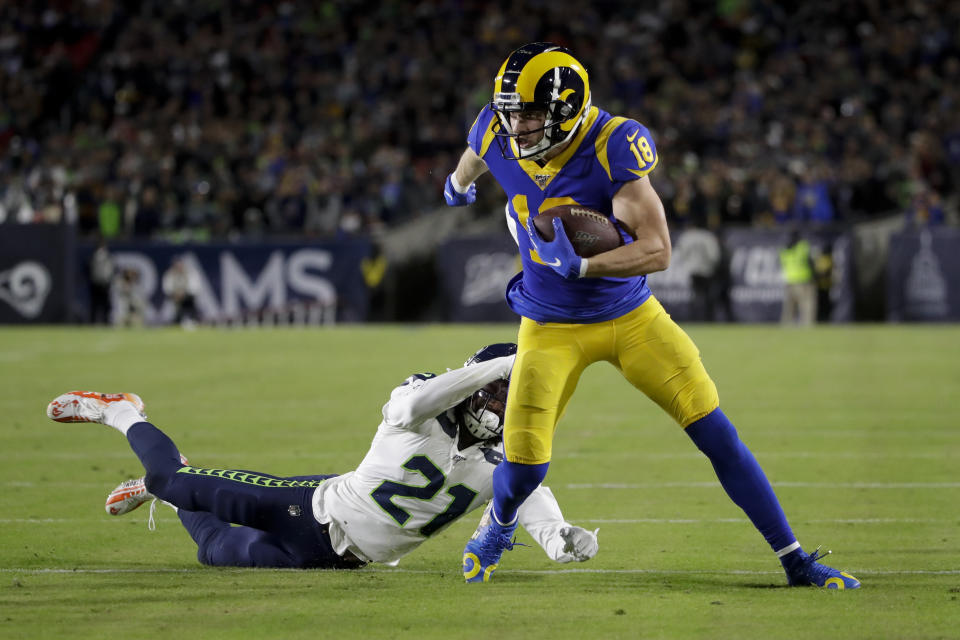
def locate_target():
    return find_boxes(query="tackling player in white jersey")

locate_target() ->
[46,344,598,571]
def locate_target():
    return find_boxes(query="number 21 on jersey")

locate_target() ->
[371,455,478,537]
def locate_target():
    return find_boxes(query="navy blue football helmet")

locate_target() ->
[464,342,518,367]
[490,42,592,160]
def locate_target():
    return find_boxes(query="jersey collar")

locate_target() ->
[436,410,459,439]
[513,106,600,191]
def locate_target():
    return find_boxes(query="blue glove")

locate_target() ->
[526,217,584,280]
[443,173,476,206]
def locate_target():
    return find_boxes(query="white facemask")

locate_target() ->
[463,405,503,440]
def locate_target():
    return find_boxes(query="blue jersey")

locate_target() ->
[468,105,658,323]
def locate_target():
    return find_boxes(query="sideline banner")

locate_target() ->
[721,229,855,323]
[436,229,857,324]
[74,239,372,324]
[436,235,520,322]
[0,224,75,323]
[724,229,789,322]
[886,228,960,321]
[645,231,695,320]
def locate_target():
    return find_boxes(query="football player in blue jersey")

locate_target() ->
[446,42,859,589]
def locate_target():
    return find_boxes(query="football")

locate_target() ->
[531,205,623,258]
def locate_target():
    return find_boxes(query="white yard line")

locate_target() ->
[0,451,346,461]
[581,517,954,524]
[7,480,960,489]
[565,482,960,489]
[5,450,955,461]
[556,451,958,460]
[2,516,952,525]
[1,567,957,576]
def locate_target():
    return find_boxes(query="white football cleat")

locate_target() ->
[106,478,178,531]
[105,477,153,516]
[105,454,187,517]
[46,391,146,424]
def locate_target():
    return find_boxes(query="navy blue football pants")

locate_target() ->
[126,422,363,569]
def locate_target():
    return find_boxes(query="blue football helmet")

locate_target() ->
[490,42,592,161]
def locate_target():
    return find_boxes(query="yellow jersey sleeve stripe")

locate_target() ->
[627,154,659,179]
[479,115,498,159]
[594,116,630,181]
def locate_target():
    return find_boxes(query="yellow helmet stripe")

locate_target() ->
[515,50,587,101]
[493,57,510,95]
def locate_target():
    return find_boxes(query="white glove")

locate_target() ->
[559,526,599,562]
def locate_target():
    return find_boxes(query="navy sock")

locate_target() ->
[491,460,549,525]
[685,408,797,553]
[125,422,186,496]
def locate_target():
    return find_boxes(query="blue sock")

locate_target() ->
[491,460,549,525]
[685,408,797,553]
[125,422,186,496]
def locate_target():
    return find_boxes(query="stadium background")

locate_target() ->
[2,4,960,639]
[1,0,958,326]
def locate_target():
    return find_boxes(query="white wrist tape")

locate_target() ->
[450,174,470,194]
[578,258,589,278]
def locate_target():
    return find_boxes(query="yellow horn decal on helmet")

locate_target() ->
[515,51,588,102]
[557,88,580,132]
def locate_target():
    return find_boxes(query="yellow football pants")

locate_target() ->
[503,296,720,464]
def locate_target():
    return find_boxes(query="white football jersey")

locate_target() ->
[311,356,580,565]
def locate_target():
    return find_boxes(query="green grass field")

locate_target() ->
[1,324,958,639]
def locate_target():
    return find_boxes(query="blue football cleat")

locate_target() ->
[785,546,861,589]
[462,504,519,583]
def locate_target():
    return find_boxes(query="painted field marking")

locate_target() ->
[0,451,346,461]
[581,517,955,525]
[2,516,954,526]
[1,567,958,576]
[565,482,960,489]
[6,450,955,462]
[6,480,960,490]
[556,451,958,460]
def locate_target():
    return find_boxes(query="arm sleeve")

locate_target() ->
[381,355,515,430]
[517,485,580,563]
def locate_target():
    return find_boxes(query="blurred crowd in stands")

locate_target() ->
[1,0,957,241]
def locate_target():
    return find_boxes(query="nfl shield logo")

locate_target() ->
[534,174,550,188]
